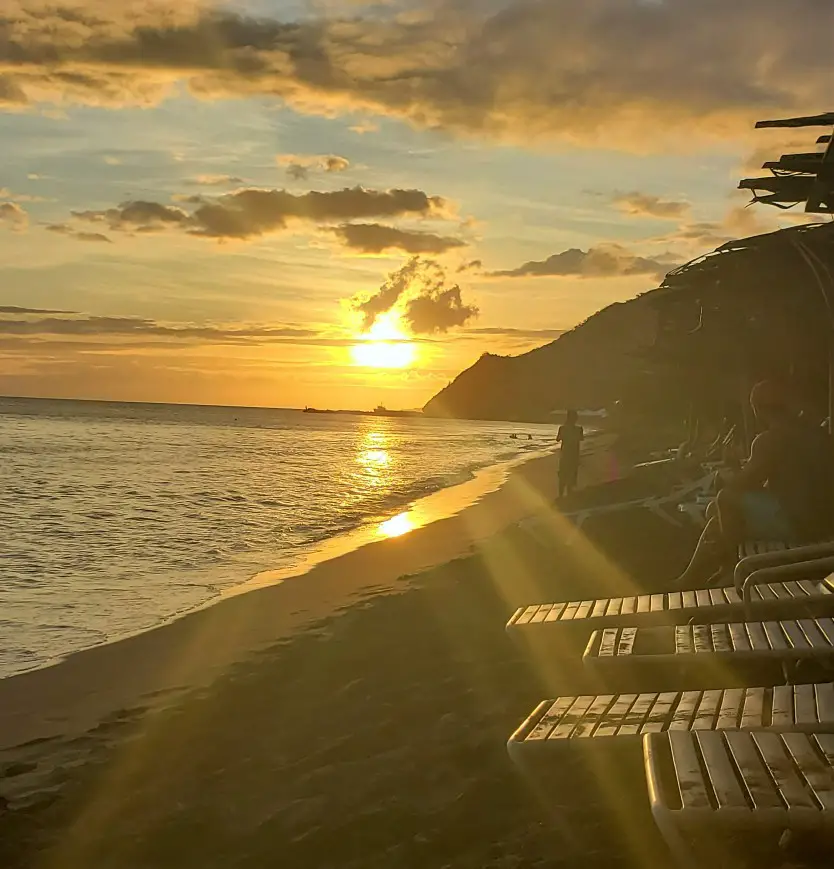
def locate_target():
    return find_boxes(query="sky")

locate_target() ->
[0,0,832,410]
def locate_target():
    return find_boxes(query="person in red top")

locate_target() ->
[557,409,584,497]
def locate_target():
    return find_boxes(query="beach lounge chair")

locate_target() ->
[507,569,834,653]
[509,682,834,763]
[735,539,834,590]
[583,618,834,692]
[644,729,834,866]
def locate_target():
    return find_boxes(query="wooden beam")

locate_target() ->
[739,176,814,196]
[763,159,824,174]
[755,112,834,129]
[805,135,834,212]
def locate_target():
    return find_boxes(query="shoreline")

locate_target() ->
[0,436,610,752]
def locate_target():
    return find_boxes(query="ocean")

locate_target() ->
[0,397,557,678]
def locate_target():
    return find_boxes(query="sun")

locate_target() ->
[350,314,416,369]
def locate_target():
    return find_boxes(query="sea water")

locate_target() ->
[0,397,556,677]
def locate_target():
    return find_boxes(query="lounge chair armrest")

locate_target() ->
[734,540,834,591]
[742,556,834,604]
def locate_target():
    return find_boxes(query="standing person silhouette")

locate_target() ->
[557,409,584,497]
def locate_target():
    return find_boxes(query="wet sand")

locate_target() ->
[0,440,698,868]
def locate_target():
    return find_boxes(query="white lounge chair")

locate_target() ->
[644,729,834,867]
[583,618,834,692]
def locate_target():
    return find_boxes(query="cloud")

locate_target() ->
[47,223,112,242]
[0,314,342,345]
[0,305,76,314]
[332,223,466,254]
[492,244,678,280]
[1,201,28,229]
[277,154,351,180]
[70,186,451,240]
[404,286,478,334]
[465,327,566,340]
[613,192,691,220]
[353,257,477,334]
[187,174,246,187]
[0,0,831,148]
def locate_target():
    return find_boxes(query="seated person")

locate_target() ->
[674,381,834,587]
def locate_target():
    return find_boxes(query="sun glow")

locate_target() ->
[350,314,416,369]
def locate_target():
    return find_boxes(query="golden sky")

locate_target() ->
[0,0,830,409]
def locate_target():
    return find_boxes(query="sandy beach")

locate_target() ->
[0,439,698,868]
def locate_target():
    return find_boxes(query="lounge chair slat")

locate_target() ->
[783,581,801,598]
[696,589,711,608]
[746,622,770,650]
[741,687,766,729]
[786,580,809,597]
[709,588,724,606]
[800,578,823,595]
[642,692,679,733]
[675,625,693,655]
[590,599,608,619]
[795,683,817,725]
[562,601,582,621]
[618,693,657,735]
[530,605,552,624]
[620,596,636,615]
[599,628,619,657]
[724,586,742,605]
[782,732,834,809]
[817,617,834,645]
[515,606,539,625]
[763,621,788,650]
[816,683,834,723]
[696,731,749,808]
[594,693,638,736]
[668,731,711,808]
[692,690,722,730]
[768,583,788,600]
[724,731,784,809]
[771,685,794,727]
[669,691,702,730]
[617,627,637,657]
[550,696,596,739]
[651,594,665,612]
[752,731,817,809]
[750,585,767,603]
[799,618,828,648]
[606,598,623,617]
[668,591,683,610]
[815,733,834,766]
[782,620,811,649]
[693,624,712,653]
[544,602,566,622]
[710,623,731,653]
[716,688,744,729]
[756,584,776,601]
[526,697,576,740]
[682,590,697,609]
[575,601,594,620]
[572,695,615,738]
[729,623,751,651]
[636,595,652,614]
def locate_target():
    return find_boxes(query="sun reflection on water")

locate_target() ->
[378,512,415,538]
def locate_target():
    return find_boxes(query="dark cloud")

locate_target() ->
[0,305,76,314]
[613,192,691,220]
[278,155,350,180]
[47,223,112,242]
[404,286,478,334]
[69,187,450,240]
[0,1,831,147]
[353,257,478,334]
[332,223,466,255]
[465,327,566,339]
[0,315,322,344]
[492,244,678,280]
